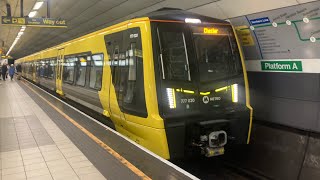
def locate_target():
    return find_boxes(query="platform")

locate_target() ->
[0,79,198,180]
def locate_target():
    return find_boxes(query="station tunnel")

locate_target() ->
[0,0,319,180]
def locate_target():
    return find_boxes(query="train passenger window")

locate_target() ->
[75,57,87,87]
[28,63,33,74]
[157,26,191,81]
[48,59,55,79]
[123,43,137,103]
[122,28,146,117]
[63,57,76,84]
[89,54,103,90]
[40,60,45,77]
[25,63,28,73]
[36,62,41,77]
[112,46,120,87]
[44,60,49,78]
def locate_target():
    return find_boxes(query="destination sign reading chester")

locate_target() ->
[1,16,67,28]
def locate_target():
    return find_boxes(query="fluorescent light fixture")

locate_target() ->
[33,1,44,10]
[185,18,201,24]
[29,11,37,18]
[18,32,24,36]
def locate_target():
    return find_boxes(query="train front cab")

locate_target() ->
[149,17,253,158]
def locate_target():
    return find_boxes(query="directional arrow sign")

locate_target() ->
[2,17,11,23]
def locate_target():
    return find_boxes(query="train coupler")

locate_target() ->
[192,130,227,157]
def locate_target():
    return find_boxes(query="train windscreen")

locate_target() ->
[191,25,243,82]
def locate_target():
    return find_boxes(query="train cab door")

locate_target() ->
[56,48,65,95]
[104,30,127,129]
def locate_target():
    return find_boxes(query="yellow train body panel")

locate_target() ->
[16,17,170,159]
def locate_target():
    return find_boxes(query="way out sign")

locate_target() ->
[261,61,302,72]
[1,16,67,28]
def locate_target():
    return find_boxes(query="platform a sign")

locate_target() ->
[1,16,67,28]
[261,61,303,72]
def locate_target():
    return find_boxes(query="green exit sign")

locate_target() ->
[261,61,302,72]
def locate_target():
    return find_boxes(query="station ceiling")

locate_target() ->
[0,0,317,59]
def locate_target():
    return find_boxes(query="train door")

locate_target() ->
[56,48,65,95]
[104,30,127,128]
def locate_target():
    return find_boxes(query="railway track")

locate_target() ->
[171,156,273,180]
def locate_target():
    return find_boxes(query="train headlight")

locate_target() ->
[185,18,201,24]
[166,88,176,109]
[231,84,238,103]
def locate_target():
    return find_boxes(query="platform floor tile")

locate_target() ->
[0,81,106,180]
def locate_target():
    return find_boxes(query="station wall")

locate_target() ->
[223,1,320,132]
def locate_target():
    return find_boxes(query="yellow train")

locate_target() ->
[16,9,253,159]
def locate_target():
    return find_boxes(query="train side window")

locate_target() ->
[44,60,49,78]
[28,63,33,74]
[25,63,28,74]
[40,60,45,77]
[36,61,41,77]
[122,28,147,117]
[75,56,87,87]
[63,57,76,84]
[112,46,120,87]
[105,31,124,107]
[48,58,55,79]
[89,54,104,90]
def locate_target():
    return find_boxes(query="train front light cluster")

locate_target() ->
[231,84,238,103]
[214,84,239,103]
[166,88,176,109]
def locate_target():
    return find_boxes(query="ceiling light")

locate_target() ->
[185,18,201,24]
[33,1,44,10]
[29,11,37,18]
[18,32,24,36]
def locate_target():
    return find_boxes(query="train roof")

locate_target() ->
[16,9,230,61]
[143,8,229,25]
